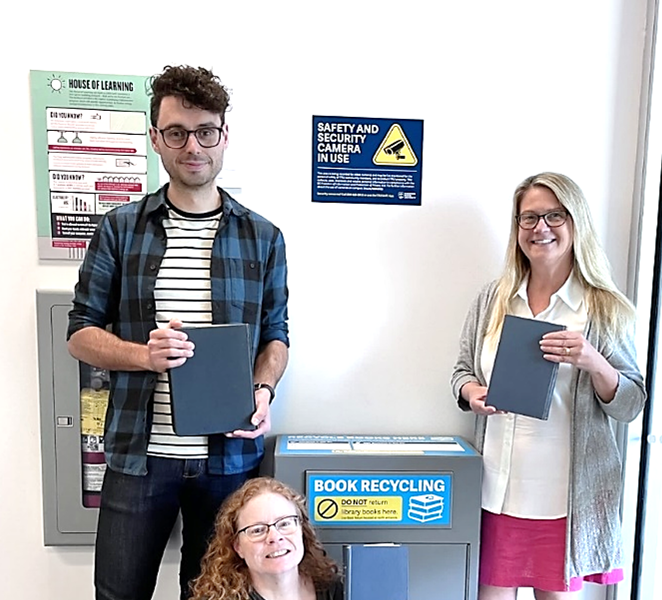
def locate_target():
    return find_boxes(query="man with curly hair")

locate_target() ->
[67,65,289,600]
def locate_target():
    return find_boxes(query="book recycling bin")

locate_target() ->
[266,434,482,600]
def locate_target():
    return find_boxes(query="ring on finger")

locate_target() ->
[564,347,570,356]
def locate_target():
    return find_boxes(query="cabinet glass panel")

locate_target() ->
[79,363,109,508]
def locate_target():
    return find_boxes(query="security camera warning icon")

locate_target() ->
[384,140,406,159]
[372,123,418,166]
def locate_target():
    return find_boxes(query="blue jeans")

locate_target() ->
[94,456,256,600]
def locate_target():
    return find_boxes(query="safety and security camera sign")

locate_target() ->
[307,472,451,527]
[312,116,424,205]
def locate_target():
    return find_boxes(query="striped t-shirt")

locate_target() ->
[146,203,221,459]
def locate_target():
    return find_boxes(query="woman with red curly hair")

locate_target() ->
[190,477,342,600]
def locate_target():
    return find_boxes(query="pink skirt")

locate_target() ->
[479,511,623,592]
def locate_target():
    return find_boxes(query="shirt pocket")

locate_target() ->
[228,258,264,324]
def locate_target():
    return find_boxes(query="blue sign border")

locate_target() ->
[312,115,423,206]
[278,435,478,456]
[307,471,452,528]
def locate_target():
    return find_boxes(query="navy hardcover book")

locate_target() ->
[168,324,255,435]
[485,315,566,420]
[343,544,409,600]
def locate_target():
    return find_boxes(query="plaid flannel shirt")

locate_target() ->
[68,185,289,476]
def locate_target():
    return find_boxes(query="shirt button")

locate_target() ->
[149,263,156,271]
[146,302,153,310]
[250,262,256,269]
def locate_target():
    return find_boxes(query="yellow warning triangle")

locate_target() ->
[372,123,418,166]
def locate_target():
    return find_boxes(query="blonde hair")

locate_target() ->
[190,477,339,600]
[485,172,635,344]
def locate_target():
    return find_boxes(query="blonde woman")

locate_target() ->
[190,477,341,600]
[451,172,645,599]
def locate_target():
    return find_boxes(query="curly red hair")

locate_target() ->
[190,477,339,600]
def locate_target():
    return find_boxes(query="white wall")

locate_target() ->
[0,1,650,598]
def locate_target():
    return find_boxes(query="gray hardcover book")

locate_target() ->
[485,315,566,420]
[343,544,409,600]
[168,324,255,435]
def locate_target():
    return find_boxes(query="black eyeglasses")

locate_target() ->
[516,210,569,230]
[236,515,300,542]
[155,126,224,149]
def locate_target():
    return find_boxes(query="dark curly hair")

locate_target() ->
[190,477,339,600]
[148,65,230,126]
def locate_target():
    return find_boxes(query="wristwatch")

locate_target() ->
[254,382,276,404]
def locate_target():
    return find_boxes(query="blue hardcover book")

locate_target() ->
[168,323,255,435]
[343,544,409,600]
[485,315,566,420]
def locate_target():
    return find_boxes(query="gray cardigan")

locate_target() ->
[450,281,646,583]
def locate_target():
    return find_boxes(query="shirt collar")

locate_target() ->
[144,184,249,219]
[144,184,169,216]
[514,271,584,312]
[220,188,249,218]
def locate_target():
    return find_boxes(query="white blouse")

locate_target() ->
[480,273,588,518]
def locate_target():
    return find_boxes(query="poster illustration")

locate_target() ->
[31,70,159,260]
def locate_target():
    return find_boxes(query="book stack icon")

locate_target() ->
[407,494,444,523]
